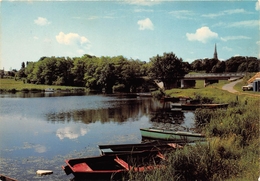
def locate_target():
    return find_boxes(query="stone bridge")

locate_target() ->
[181,73,245,88]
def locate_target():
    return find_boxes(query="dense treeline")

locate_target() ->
[191,56,259,73]
[19,55,151,93]
[14,53,259,92]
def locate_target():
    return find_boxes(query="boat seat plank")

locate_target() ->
[114,157,129,170]
[157,152,165,160]
[167,143,183,148]
[101,148,113,153]
[73,163,93,172]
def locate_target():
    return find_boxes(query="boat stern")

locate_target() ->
[62,165,72,175]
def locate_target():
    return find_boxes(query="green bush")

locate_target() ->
[30,88,42,92]
[113,84,126,92]
[21,88,29,92]
[7,88,17,93]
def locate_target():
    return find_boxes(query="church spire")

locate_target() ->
[214,43,218,60]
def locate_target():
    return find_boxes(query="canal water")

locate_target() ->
[0,93,195,180]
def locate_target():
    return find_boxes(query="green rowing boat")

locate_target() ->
[140,128,205,142]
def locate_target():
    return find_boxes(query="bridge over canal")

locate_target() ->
[181,73,245,88]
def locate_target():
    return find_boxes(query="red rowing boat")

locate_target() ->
[0,174,18,181]
[62,151,165,180]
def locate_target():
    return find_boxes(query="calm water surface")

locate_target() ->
[0,93,195,180]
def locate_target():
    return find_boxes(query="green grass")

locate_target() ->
[0,78,85,92]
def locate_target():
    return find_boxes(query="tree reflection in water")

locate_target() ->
[45,98,162,124]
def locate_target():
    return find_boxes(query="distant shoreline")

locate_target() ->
[0,78,86,93]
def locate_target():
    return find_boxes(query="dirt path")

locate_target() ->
[222,79,260,97]
[222,79,242,93]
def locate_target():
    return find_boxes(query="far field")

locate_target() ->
[0,78,85,91]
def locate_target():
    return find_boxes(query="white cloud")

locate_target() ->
[169,10,195,19]
[256,0,260,11]
[233,54,241,57]
[33,36,39,40]
[221,36,251,42]
[34,17,51,26]
[225,9,246,14]
[137,18,154,30]
[202,9,246,18]
[228,20,259,28]
[186,26,218,43]
[134,8,153,13]
[184,58,195,63]
[56,32,91,50]
[125,0,160,6]
[256,41,260,45]
[88,16,99,20]
[213,20,259,29]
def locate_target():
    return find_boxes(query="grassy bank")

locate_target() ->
[0,78,86,93]
[130,80,259,181]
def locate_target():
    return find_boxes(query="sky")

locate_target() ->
[1,0,259,70]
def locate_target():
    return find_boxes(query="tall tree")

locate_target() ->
[149,52,188,88]
[71,58,87,86]
[201,58,219,73]
[98,62,117,93]
[225,56,245,72]
[21,62,25,69]
[211,61,226,73]
[191,59,203,72]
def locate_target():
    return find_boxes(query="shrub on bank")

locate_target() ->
[21,88,29,93]
[7,88,17,93]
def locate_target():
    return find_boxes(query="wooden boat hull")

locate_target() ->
[98,141,182,155]
[140,128,205,142]
[171,103,228,111]
[162,96,190,102]
[44,88,54,92]
[136,93,153,97]
[62,151,164,179]
[0,174,18,181]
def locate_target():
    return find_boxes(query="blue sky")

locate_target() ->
[1,0,259,70]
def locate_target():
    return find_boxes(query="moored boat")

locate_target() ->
[136,93,153,97]
[162,96,191,102]
[44,88,54,92]
[36,170,53,175]
[171,103,228,111]
[0,174,18,181]
[140,128,205,142]
[62,151,165,180]
[98,141,182,155]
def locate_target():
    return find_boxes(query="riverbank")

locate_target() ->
[131,79,259,180]
[0,78,86,93]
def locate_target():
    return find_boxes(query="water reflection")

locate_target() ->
[150,109,185,124]
[3,142,47,154]
[45,98,160,124]
[56,126,88,140]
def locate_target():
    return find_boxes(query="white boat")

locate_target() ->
[36,170,53,175]
[45,88,54,92]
